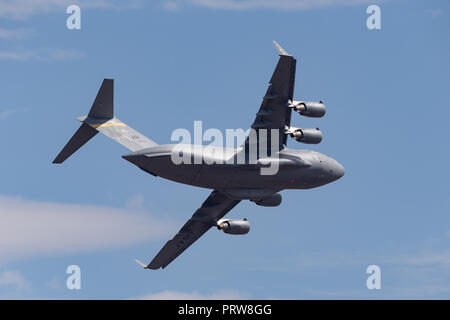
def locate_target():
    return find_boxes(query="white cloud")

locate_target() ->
[163,1,182,11]
[163,0,382,11]
[126,194,146,209]
[0,0,386,18]
[45,276,63,290]
[0,0,77,19]
[388,284,450,298]
[0,28,34,39]
[0,270,31,291]
[251,245,450,298]
[0,194,177,263]
[388,250,450,267]
[0,49,85,62]
[0,109,18,120]
[254,249,450,274]
[136,289,247,300]
[0,50,35,61]
[46,49,86,61]
[0,0,141,20]
[0,108,29,120]
[426,8,443,18]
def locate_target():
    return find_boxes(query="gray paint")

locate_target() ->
[122,145,343,190]
[53,42,344,270]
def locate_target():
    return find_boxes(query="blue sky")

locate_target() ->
[0,0,449,299]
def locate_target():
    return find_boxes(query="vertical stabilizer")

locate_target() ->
[53,78,158,164]
[88,79,114,119]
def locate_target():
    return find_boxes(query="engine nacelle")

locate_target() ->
[288,127,323,144]
[217,219,250,235]
[252,193,282,207]
[289,101,326,118]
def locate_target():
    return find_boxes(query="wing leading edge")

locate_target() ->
[243,41,296,155]
[141,191,240,270]
[138,42,296,270]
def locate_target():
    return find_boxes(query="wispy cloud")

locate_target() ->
[0,194,177,263]
[0,28,35,39]
[387,250,450,268]
[426,8,443,18]
[163,0,382,11]
[250,243,450,298]
[251,245,450,273]
[0,49,85,62]
[45,276,63,290]
[126,194,146,210]
[0,108,29,120]
[0,0,141,20]
[0,50,35,61]
[0,109,18,120]
[162,1,182,11]
[46,49,86,61]
[136,289,247,300]
[0,270,31,291]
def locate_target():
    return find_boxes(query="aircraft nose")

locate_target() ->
[326,157,345,181]
[335,161,345,179]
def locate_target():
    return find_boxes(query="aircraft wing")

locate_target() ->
[142,190,241,270]
[243,41,297,154]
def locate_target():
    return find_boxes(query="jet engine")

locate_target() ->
[251,193,282,207]
[217,219,250,235]
[289,100,326,118]
[286,127,323,144]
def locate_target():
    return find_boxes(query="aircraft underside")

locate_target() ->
[53,41,344,269]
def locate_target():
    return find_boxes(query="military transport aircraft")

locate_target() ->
[53,42,344,270]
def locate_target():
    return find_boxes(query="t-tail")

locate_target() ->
[53,78,158,164]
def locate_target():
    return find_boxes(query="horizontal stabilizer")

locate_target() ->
[52,78,158,164]
[79,116,158,152]
[52,123,98,164]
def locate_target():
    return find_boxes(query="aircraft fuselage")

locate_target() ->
[122,144,345,192]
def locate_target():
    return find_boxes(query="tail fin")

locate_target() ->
[53,78,158,164]
[88,78,114,119]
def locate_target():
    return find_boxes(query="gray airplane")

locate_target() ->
[53,42,344,270]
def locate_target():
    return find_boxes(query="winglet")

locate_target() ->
[134,259,148,269]
[273,41,291,56]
